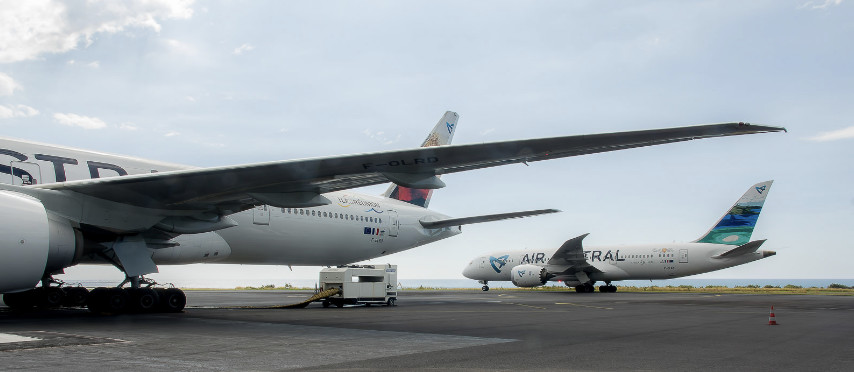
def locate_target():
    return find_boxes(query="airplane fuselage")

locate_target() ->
[463,242,772,285]
[0,137,461,268]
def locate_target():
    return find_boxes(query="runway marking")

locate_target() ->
[0,333,40,344]
[555,302,613,310]
[505,302,548,310]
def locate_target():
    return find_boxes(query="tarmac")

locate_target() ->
[1,290,853,371]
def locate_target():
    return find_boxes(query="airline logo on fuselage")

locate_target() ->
[489,255,509,273]
[337,195,384,213]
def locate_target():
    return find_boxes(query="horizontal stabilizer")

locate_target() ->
[419,209,559,229]
[713,239,767,258]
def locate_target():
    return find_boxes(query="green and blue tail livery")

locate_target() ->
[383,111,459,208]
[695,180,773,245]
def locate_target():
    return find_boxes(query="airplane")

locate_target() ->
[0,111,784,313]
[463,180,777,292]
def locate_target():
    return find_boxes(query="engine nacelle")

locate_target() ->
[0,191,82,293]
[510,264,550,288]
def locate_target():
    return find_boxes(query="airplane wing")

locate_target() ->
[546,233,603,274]
[29,122,785,213]
[419,209,559,229]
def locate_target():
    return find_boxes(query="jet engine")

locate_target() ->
[0,191,83,293]
[510,264,551,287]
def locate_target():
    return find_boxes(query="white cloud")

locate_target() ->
[362,129,401,145]
[807,126,854,141]
[163,38,197,55]
[53,112,107,129]
[800,0,843,9]
[233,43,255,55]
[0,104,39,119]
[0,0,195,63]
[0,72,21,95]
[87,61,100,68]
[119,122,138,131]
[165,131,180,137]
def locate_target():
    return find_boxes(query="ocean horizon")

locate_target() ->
[66,278,854,290]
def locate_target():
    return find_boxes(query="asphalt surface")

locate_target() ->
[2,290,852,371]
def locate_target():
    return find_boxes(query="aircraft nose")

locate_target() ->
[462,260,475,279]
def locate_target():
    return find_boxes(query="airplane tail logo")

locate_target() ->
[695,181,773,245]
[383,111,458,208]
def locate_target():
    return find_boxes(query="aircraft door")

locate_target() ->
[253,205,270,225]
[10,161,41,186]
[387,210,399,237]
[679,249,688,263]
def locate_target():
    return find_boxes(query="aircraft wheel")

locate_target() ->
[155,288,186,313]
[2,290,35,309]
[611,286,618,293]
[62,287,89,307]
[599,286,608,293]
[35,287,65,308]
[482,285,489,292]
[127,288,160,313]
[88,287,129,314]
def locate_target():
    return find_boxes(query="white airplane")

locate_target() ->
[463,180,777,292]
[0,111,784,313]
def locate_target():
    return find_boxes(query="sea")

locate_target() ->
[69,278,854,290]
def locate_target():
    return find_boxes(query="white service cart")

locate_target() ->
[319,264,398,307]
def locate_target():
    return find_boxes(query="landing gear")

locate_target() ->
[1,277,90,310]
[598,285,618,293]
[479,280,489,292]
[575,283,595,293]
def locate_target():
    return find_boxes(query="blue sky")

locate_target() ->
[1,0,851,285]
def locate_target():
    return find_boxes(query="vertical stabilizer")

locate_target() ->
[382,111,459,207]
[695,180,773,245]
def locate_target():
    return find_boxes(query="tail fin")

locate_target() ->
[382,111,459,207]
[695,180,773,245]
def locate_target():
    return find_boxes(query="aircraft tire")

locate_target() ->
[482,285,489,292]
[127,288,160,313]
[155,288,186,313]
[35,287,65,308]
[88,287,129,314]
[2,290,36,309]
[62,287,89,307]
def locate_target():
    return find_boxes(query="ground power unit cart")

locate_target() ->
[319,265,398,307]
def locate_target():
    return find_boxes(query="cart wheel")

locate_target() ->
[322,300,330,308]
[386,298,396,307]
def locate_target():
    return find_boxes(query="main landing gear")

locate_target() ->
[574,282,618,293]
[2,276,186,315]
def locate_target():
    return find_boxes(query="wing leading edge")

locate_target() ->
[30,122,786,213]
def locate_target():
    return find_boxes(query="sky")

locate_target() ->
[1,0,851,286]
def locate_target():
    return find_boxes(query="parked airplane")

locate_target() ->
[0,111,784,313]
[463,181,776,292]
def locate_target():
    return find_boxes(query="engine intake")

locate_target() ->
[510,264,551,288]
[0,191,82,293]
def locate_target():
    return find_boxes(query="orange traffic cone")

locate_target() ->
[768,306,778,325]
